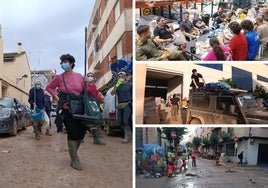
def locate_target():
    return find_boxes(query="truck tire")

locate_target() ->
[189,118,202,124]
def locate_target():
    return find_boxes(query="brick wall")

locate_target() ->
[121,31,133,55]
[100,55,110,76]
[120,0,132,13]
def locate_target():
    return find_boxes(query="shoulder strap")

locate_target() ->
[62,74,69,93]
[62,74,70,100]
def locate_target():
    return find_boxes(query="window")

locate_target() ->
[192,95,209,108]
[237,94,256,108]
[115,1,120,21]
[216,97,236,114]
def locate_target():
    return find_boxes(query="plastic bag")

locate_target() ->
[42,111,50,130]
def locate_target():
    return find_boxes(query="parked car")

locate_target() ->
[0,97,28,135]
[186,87,268,124]
[20,104,32,127]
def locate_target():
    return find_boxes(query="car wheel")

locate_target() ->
[190,118,202,124]
[10,118,18,136]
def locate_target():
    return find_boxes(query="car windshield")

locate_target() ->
[0,98,12,108]
[237,95,256,108]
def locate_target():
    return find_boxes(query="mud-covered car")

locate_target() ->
[186,88,268,124]
[0,97,28,135]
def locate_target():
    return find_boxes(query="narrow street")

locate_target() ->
[0,118,132,188]
[136,157,268,188]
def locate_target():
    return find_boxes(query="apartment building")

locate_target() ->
[87,0,132,91]
[199,127,268,165]
[0,26,31,105]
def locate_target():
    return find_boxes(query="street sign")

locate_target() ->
[233,136,238,143]
[171,131,177,139]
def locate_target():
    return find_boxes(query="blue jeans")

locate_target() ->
[117,103,132,129]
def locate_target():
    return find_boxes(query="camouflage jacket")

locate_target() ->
[136,38,164,61]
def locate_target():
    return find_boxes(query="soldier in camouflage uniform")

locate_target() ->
[136,25,185,61]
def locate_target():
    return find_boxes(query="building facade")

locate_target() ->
[136,64,268,123]
[87,0,132,91]
[199,127,268,165]
[0,26,31,105]
[136,127,162,149]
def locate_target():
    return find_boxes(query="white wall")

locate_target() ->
[237,138,268,165]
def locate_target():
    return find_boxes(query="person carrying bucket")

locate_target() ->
[28,80,51,140]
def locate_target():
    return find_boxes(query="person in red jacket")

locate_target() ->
[191,150,197,167]
[225,21,248,60]
[85,72,105,145]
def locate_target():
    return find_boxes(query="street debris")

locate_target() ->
[249,178,256,184]
[1,150,10,154]
[139,172,162,178]
[185,173,200,177]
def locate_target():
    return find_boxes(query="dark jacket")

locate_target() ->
[28,87,45,109]
[44,94,51,112]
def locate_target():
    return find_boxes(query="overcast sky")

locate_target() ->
[0,0,95,75]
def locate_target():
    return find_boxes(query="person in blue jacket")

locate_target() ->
[109,56,128,75]
[28,80,45,140]
[240,19,260,60]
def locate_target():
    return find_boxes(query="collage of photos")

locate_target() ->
[134,0,268,188]
[1,0,268,188]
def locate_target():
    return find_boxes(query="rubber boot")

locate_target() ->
[33,126,40,140]
[98,127,103,138]
[93,128,106,145]
[122,126,132,143]
[67,139,82,170]
[38,124,42,135]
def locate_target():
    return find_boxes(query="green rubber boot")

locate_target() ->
[93,128,106,145]
[67,139,82,170]
[33,126,40,140]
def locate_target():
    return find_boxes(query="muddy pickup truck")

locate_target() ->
[186,88,268,124]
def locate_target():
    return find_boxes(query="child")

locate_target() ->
[191,150,197,167]
[167,157,176,177]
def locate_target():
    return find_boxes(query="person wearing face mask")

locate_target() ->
[111,71,132,143]
[46,54,87,170]
[28,80,46,140]
[85,72,106,145]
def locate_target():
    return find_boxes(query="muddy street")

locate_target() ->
[0,120,132,188]
[136,157,268,188]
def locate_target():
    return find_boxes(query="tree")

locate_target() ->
[210,132,219,146]
[202,137,211,149]
[221,128,234,142]
[161,127,187,148]
[253,85,267,99]
[218,78,241,89]
[210,132,219,157]
[192,137,202,149]
[185,141,193,149]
